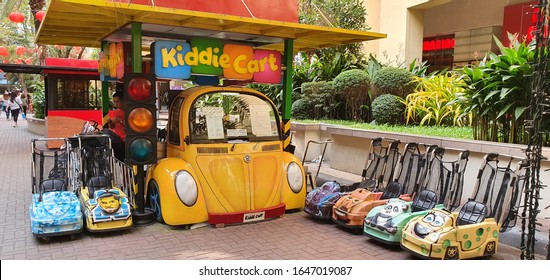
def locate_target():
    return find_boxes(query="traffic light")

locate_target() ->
[123,73,157,165]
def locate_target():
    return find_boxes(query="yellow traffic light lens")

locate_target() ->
[128,108,154,133]
[127,77,152,102]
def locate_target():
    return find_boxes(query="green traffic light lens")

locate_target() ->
[127,77,152,102]
[128,108,154,133]
[128,138,154,163]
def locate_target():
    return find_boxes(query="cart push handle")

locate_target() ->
[302,139,333,181]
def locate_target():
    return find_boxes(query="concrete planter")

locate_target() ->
[26,116,46,136]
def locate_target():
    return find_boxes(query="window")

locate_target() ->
[168,97,184,145]
[189,91,280,144]
[48,75,102,109]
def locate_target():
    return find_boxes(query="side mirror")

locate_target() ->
[184,136,190,145]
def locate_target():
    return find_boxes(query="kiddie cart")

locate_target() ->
[400,153,527,259]
[364,147,470,244]
[304,137,400,220]
[68,134,133,232]
[29,138,83,241]
[332,142,431,230]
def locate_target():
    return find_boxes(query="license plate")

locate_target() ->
[243,211,265,223]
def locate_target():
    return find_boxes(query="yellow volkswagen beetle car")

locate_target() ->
[146,86,306,226]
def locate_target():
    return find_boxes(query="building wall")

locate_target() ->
[363,0,452,64]
[363,0,382,57]
[363,0,533,64]
[423,0,530,37]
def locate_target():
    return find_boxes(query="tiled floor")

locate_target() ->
[0,116,546,260]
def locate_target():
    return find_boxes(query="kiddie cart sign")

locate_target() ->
[152,38,282,84]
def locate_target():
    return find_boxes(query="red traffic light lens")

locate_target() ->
[127,77,153,102]
[128,138,155,163]
[128,107,154,133]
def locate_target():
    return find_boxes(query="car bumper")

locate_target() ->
[363,225,402,244]
[208,203,286,225]
[304,203,334,219]
[332,209,366,228]
[30,217,83,237]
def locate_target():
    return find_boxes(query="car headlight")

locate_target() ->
[287,162,303,193]
[175,170,198,206]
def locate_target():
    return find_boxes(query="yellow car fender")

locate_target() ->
[281,152,306,210]
[146,157,208,226]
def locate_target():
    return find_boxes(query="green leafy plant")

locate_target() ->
[296,119,474,140]
[404,73,469,126]
[371,67,415,99]
[371,94,405,125]
[291,99,312,119]
[459,34,534,143]
[299,81,341,119]
[408,58,430,78]
[299,0,368,57]
[333,69,370,121]
[246,83,283,113]
[31,87,45,119]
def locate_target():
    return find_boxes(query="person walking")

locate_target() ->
[7,91,22,127]
[2,93,10,120]
[20,93,28,119]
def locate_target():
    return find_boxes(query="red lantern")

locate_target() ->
[0,46,8,57]
[35,10,45,21]
[16,46,26,55]
[8,12,25,23]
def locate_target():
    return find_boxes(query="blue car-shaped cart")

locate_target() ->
[29,138,83,241]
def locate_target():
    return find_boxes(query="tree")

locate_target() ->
[295,0,369,89]
[1,0,93,93]
[299,0,368,57]
[0,1,39,93]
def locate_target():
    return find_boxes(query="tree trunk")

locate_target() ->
[17,73,28,94]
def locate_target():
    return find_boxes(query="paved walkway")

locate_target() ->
[0,116,546,260]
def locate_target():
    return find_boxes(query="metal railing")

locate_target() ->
[110,156,136,207]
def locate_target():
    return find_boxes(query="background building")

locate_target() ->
[364,0,534,70]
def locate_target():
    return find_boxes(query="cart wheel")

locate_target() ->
[40,237,50,242]
[148,180,164,223]
[484,241,496,256]
[444,246,459,260]
[70,234,77,241]
[353,227,363,235]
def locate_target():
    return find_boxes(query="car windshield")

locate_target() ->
[189,91,280,144]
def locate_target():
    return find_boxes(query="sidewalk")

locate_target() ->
[0,116,547,260]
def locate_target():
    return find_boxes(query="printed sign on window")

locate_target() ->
[249,104,273,137]
[202,107,224,139]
